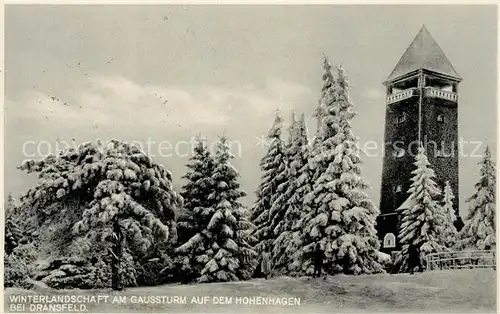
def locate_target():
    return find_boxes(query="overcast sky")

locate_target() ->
[5,5,497,217]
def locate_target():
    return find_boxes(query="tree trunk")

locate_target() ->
[111,219,123,291]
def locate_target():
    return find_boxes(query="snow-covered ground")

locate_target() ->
[5,269,496,313]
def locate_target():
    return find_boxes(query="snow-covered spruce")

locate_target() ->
[310,56,336,174]
[176,136,257,283]
[289,57,336,275]
[175,136,216,282]
[440,181,458,249]
[288,114,316,275]
[17,139,183,290]
[5,193,22,256]
[4,241,39,289]
[251,111,288,264]
[271,112,313,275]
[396,147,447,272]
[293,57,339,275]
[178,136,216,243]
[457,146,496,250]
[293,62,385,275]
[4,193,44,289]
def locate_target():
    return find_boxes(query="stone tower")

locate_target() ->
[376,25,462,252]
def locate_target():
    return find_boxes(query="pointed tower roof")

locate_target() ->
[386,25,461,83]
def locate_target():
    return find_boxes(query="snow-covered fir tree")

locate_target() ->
[311,55,336,171]
[288,114,316,272]
[271,112,312,274]
[18,139,183,290]
[178,136,215,243]
[267,111,296,274]
[177,136,257,282]
[5,193,22,256]
[458,146,496,250]
[251,111,288,260]
[4,214,22,256]
[176,136,216,281]
[396,147,447,272]
[290,56,336,275]
[5,192,15,209]
[440,181,458,249]
[293,63,385,275]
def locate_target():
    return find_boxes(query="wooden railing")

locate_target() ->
[386,87,458,105]
[386,88,417,104]
[425,250,496,271]
[424,87,458,102]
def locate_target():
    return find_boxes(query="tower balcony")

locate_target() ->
[386,88,417,104]
[424,87,458,102]
[386,86,458,104]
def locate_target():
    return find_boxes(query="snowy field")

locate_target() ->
[4,269,496,313]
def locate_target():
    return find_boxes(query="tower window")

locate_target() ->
[393,184,403,193]
[396,112,407,124]
[392,147,406,158]
[383,233,396,248]
[437,114,445,123]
